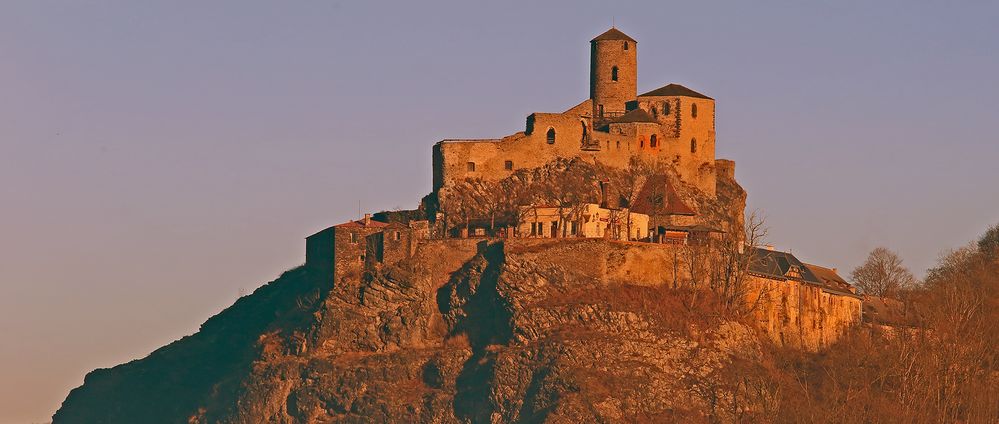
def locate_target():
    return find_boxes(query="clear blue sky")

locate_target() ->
[1,1,997,422]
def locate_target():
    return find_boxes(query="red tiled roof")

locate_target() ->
[630,175,696,216]
[334,219,389,229]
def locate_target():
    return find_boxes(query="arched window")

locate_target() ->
[546,128,556,144]
[651,107,658,118]
[504,160,513,170]
[690,138,697,153]
[623,41,629,50]
[663,102,670,115]
[640,139,644,148]
[691,103,698,118]
[650,134,658,148]
[611,66,618,82]
[467,162,476,172]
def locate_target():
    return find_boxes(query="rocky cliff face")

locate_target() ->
[55,238,770,423]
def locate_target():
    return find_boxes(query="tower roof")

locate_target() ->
[591,27,637,43]
[639,83,713,100]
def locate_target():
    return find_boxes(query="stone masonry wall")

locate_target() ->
[748,276,862,351]
[590,38,637,117]
[433,95,718,197]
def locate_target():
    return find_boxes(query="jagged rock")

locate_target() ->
[55,239,765,423]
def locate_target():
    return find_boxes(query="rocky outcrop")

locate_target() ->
[55,239,767,423]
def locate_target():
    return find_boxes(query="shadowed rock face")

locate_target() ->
[54,237,764,423]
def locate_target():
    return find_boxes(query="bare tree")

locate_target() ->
[608,158,653,239]
[439,179,479,237]
[850,247,916,298]
[713,211,768,315]
[498,172,539,237]
[465,178,505,236]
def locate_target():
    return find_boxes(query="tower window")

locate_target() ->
[691,103,698,118]
[611,66,619,82]
[663,102,670,115]
[546,128,556,144]
[650,134,658,148]
[690,138,697,153]
[640,139,644,148]
[623,41,629,50]
[504,160,513,170]
[616,141,620,149]
[651,107,658,118]
[467,162,476,172]
[598,104,604,118]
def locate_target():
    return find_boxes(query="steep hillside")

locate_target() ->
[55,239,767,423]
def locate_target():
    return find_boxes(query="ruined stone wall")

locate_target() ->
[381,227,413,265]
[434,97,719,197]
[434,105,633,190]
[332,227,383,287]
[305,228,334,274]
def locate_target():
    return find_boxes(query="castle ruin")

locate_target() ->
[433,27,720,198]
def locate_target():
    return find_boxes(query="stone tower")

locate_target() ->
[590,28,637,121]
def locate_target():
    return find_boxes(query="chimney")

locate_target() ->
[363,213,371,225]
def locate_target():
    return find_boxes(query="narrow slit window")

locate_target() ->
[611,66,619,82]
[691,103,698,118]
[690,138,697,153]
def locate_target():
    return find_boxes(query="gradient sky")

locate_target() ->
[2,1,998,422]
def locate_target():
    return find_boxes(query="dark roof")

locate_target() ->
[750,249,863,299]
[639,83,713,100]
[611,108,657,124]
[802,263,857,296]
[749,247,821,284]
[591,27,637,43]
[630,175,696,216]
